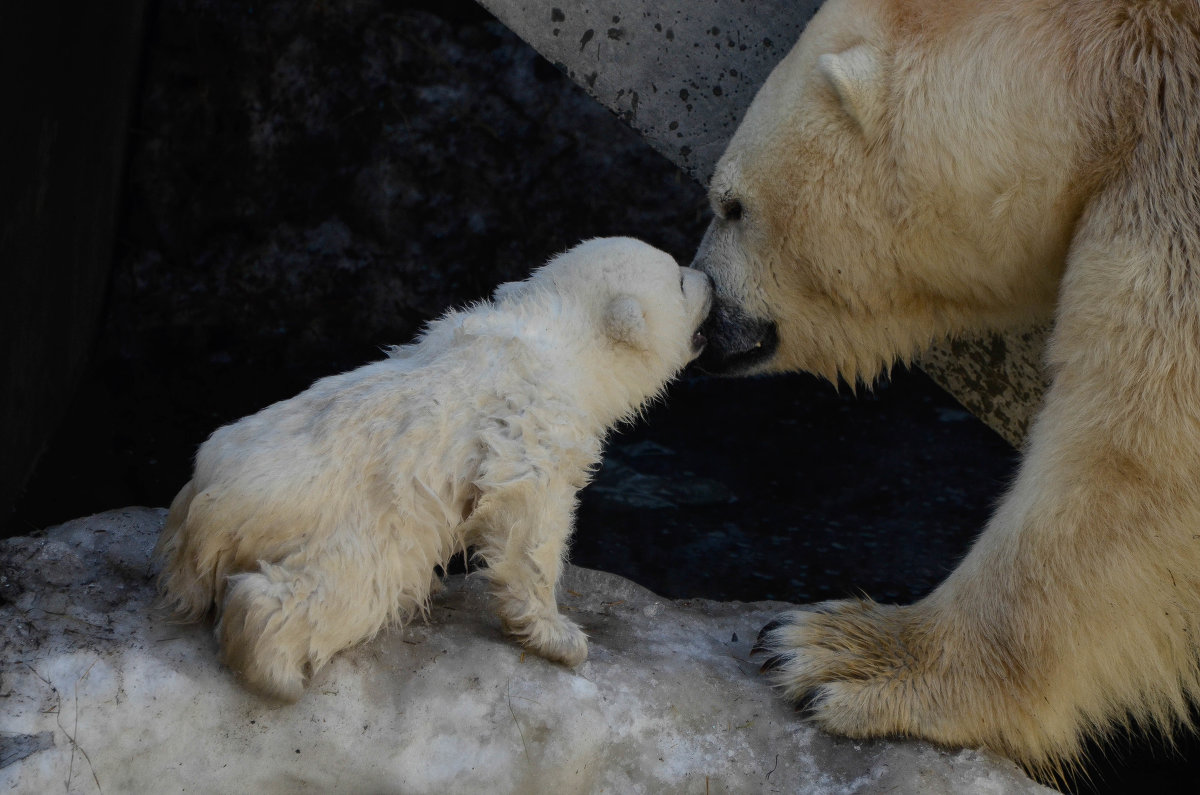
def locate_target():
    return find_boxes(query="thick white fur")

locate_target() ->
[693,0,1200,777]
[156,237,711,701]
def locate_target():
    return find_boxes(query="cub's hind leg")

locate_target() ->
[217,553,409,701]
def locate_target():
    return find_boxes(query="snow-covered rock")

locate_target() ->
[1,508,1054,793]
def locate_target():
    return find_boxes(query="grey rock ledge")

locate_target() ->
[0,508,1054,793]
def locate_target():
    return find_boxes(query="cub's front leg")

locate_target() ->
[470,480,588,666]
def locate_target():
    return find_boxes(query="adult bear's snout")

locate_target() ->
[694,301,779,375]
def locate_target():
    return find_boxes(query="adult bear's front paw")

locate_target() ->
[751,599,1049,769]
[753,600,922,729]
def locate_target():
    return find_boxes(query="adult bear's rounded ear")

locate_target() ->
[604,295,648,349]
[817,44,883,133]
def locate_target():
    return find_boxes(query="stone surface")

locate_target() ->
[918,323,1050,446]
[479,0,821,185]
[0,509,1054,793]
[478,0,1049,446]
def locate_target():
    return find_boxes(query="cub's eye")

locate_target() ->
[721,198,744,222]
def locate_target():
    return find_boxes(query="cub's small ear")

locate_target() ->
[604,295,647,349]
[492,280,527,303]
[460,314,486,337]
[816,44,882,132]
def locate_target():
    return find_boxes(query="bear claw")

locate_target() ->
[752,619,784,656]
[759,653,787,673]
[793,688,825,716]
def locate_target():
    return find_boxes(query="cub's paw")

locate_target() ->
[506,613,589,667]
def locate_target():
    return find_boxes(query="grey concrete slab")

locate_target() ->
[478,0,819,184]
[479,0,1049,446]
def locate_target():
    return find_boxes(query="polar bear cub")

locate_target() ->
[155,237,712,701]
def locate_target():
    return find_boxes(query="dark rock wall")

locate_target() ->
[113,0,710,367]
[1,1,147,524]
[8,0,710,534]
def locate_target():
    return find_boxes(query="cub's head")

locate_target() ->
[692,0,1102,382]
[495,237,712,418]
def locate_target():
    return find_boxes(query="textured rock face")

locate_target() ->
[6,0,718,537]
[1,509,1053,793]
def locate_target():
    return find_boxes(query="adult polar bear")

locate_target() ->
[693,0,1200,775]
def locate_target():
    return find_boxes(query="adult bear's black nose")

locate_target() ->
[693,301,779,375]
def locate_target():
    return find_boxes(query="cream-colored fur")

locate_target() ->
[692,0,1200,777]
[156,238,712,701]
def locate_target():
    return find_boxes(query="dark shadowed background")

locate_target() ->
[6,1,1197,791]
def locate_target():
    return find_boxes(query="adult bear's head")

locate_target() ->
[692,0,1126,382]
